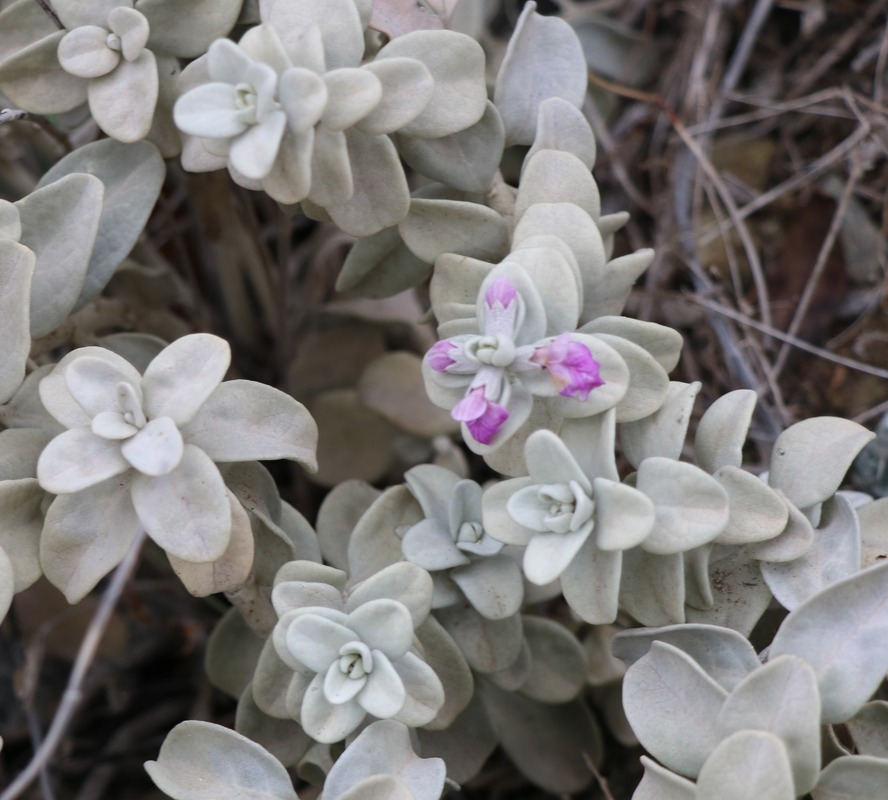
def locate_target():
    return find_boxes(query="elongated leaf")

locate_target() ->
[0,239,34,403]
[694,389,757,474]
[770,560,888,723]
[811,755,888,799]
[633,757,696,800]
[399,199,509,264]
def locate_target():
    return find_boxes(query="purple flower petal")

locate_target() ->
[427,340,457,372]
[452,387,509,445]
[532,334,604,400]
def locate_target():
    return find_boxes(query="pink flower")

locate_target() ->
[427,340,457,372]
[484,277,517,309]
[531,334,604,400]
[451,387,509,445]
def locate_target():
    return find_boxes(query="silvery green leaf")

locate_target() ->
[685,547,772,636]
[747,493,815,563]
[623,641,727,777]
[326,130,410,237]
[580,316,683,373]
[632,757,696,800]
[399,199,509,265]
[40,475,141,603]
[762,494,860,610]
[583,248,655,323]
[131,445,230,562]
[696,730,795,800]
[612,623,760,692]
[392,651,445,727]
[265,0,363,71]
[416,691,497,784]
[0,200,20,240]
[717,655,821,795]
[145,720,297,800]
[316,480,381,571]
[769,417,875,510]
[591,333,669,423]
[479,681,600,793]
[336,776,412,800]
[619,547,685,626]
[347,562,433,629]
[519,616,586,702]
[142,334,229,426]
[595,479,655,550]
[0,240,34,403]
[38,428,131,494]
[181,380,318,470]
[770,560,888,723]
[376,30,486,138]
[429,252,494,324]
[436,605,523,673]
[58,25,120,80]
[0,30,87,114]
[271,579,343,618]
[221,461,282,525]
[403,464,458,528]
[322,67,382,131]
[53,0,122,28]
[0,0,58,61]
[713,465,789,545]
[357,57,433,136]
[235,689,312,770]
[88,49,158,142]
[560,533,621,623]
[336,225,430,298]
[140,0,242,58]
[493,2,587,146]
[397,101,504,193]
[168,492,254,596]
[0,428,52,480]
[695,389,757,474]
[323,720,446,800]
[525,96,596,173]
[415,615,473,729]
[251,637,299,718]
[636,458,729,554]
[0,546,13,623]
[846,701,888,758]
[515,151,600,224]
[558,409,619,482]
[504,245,581,336]
[206,608,264,699]
[812,755,888,799]
[620,382,700,468]
[451,555,523,620]
[859,497,888,568]
[38,139,165,309]
[347,485,420,582]
[0,478,44,592]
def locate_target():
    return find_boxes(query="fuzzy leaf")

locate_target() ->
[770,560,888,723]
[623,641,727,777]
[634,757,696,800]
[714,465,789,546]
[695,389,757,474]
[182,380,317,470]
[620,381,700,468]
[762,494,860,610]
[515,150,600,223]
[769,417,875,510]
[525,96,596,171]
[696,730,795,800]
[845,702,888,758]
[399,199,509,264]
[38,139,165,309]
[493,2,587,146]
[145,720,297,800]
[0,240,34,403]
[812,755,888,799]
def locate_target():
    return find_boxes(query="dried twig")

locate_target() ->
[32,0,64,29]
[1,530,147,800]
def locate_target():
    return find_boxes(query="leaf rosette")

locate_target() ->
[35,333,317,602]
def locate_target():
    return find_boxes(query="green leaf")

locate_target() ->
[0,239,34,403]
[770,560,888,723]
[145,720,297,800]
[38,139,165,309]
